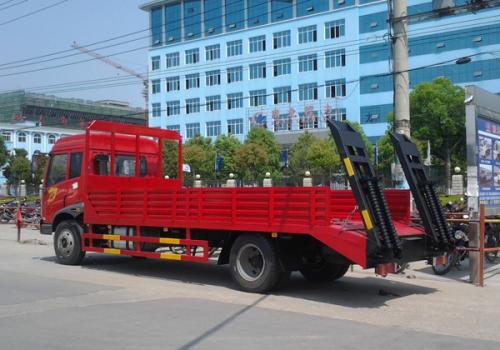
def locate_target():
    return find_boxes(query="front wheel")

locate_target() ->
[432,252,456,275]
[229,234,287,293]
[54,220,86,265]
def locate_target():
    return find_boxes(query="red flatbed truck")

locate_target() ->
[39,120,452,293]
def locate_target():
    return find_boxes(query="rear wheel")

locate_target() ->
[299,257,350,283]
[229,234,287,293]
[54,220,85,265]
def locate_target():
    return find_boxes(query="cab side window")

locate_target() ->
[69,152,82,179]
[94,154,110,176]
[115,155,147,177]
[46,154,67,187]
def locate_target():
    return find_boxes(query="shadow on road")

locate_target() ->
[39,253,437,308]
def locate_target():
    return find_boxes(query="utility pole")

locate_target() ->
[391,0,410,138]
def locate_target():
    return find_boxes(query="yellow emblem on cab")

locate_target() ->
[47,187,58,203]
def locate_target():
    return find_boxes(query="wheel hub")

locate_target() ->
[57,229,75,257]
[236,243,265,282]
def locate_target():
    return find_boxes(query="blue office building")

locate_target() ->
[140,0,500,144]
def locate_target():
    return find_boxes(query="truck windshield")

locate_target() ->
[46,154,67,186]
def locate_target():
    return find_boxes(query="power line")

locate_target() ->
[0,0,27,12]
[0,0,68,26]
[0,0,269,68]
[0,0,17,7]
[2,8,498,91]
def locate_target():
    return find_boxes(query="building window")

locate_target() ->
[249,62,266,79]
[273,58,291,76]
[184,0,201,40]
[273,86,292,104]
[204,0,222,36]
[151,56,160,71]
[1,131,11,142]
[273,30,291,49]
[206,70,221,86]
[227,92,243,109]
[325,49,346,68]
[152,79,161,94]
[325,19,345,39]
[33,133,41,144]
[249,35,266,53]
[166,52,180,68]
[299,83,318,101]
[186,98,200,114]
[185,48,199,64]
[227,40,243,57]
[227,118,243,134]
[48,134,56,144]
[227,66,243,83]
[275,114,292,131]
[206,95,221,111]
[152,103,161,117]
[272,0,293,22]
[151,7,163,46]
[331,108,347,121]
[166,100,180,116]
[206,121,222,137]
[226,0,244,32]
[250,89,267,107]
[165,2,181,43]
[298,54,317,72]
[18,132,26,143]
[326,79,346,98]
[186,123,200,139]
[248,0,268,27]
[166,76,180,92]
[298,25,317,44]
[299,110,319,129]
[185,73,200,89]
[166,125,180,133]
[205,44,220,61]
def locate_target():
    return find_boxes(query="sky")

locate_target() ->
[0,0,149,108]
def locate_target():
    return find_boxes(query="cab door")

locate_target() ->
[43,153,70,222]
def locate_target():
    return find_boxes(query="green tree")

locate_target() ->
[182,135,215,180]
[244,127,281,178]
[234,143,269,182]
[162,140,179,179]
[33,153,49,188]
[3,148,31,193]
[306,138,341,181]
[214,134,241,178]
[410,77,465,191]
[289,132,317,179]
[0,136,8,168]
[347,121,373,160]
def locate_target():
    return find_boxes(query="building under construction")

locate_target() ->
[0,90,146,128]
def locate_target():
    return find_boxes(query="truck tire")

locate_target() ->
[229,234,287,293]
[299,259,350,283]
[54,220,86,265]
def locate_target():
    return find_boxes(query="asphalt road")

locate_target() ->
[1,225,500,350]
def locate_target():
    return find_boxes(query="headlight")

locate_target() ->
[462,214,469,219]
[455,230,465,240]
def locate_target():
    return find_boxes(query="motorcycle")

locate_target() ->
[432,221,469,275]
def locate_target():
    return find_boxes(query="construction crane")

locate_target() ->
[71,41,148,120]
